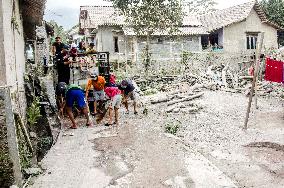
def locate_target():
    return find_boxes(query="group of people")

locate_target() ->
[52,36,138,129]
[56,73,138,129]
[52,36,97,85]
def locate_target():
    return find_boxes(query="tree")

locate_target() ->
[110,0,184,73]
[184,0,217,15]
[48,20,68,43]
[260,0,284,45]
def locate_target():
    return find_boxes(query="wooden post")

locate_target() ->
[244,32,264,129]
[254,32,264,109]
[1,88,23,186]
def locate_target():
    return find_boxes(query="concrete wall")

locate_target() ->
[95,26,202,63]
[136,35,201,63]
[0,0,27,115]
[223,9,278,53]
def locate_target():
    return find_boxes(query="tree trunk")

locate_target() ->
[145,32,151,75]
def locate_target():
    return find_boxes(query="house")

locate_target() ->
[198,0,281,53]
[78,1,281,63]
[68,25,84,46]
[0,0,47,186]
[79,5,208,63]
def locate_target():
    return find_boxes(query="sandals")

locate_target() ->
[70,125,78,129]
[86,123,93,127]
[104,123,113,127]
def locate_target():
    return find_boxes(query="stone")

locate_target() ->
[29,132,37,138]
[23,168,43,176]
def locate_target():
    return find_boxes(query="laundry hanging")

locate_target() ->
[265,58,284,83]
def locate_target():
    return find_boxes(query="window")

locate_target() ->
[114,37,119,53]
[157,37,163,44]
[246,34,258,49]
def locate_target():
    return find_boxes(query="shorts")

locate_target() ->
[126,91,137,102]
[107,95,122,109]
[94,90,105,101]
[66,89,87,108]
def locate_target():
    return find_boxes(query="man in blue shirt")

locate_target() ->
[56,82,92,129]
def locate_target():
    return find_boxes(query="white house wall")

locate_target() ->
[136,35,201,63]
[223,9,278,53]
[0,0,27,115]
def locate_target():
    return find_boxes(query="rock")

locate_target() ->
[173,108,180,113]
[29,132,37,138]
[23,168,43,176]
[10,185,19,188]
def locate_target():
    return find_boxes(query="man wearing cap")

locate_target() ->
[85,72,106,115]
[118,79,138,115]
[56,82,92,129]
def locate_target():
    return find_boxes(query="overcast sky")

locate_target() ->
[44,0,251,29]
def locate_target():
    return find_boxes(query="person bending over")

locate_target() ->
[58,83,92,129]
[118,79,138,115]
[85,71,106,115]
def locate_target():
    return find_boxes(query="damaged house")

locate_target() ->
[198,0,281,53]
[78,1,281,63]
[79,5,208,63]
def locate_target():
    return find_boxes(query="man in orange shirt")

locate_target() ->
[85,71,106,115]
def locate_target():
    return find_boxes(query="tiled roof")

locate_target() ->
[79,5,205,35]
[198,0,282,32]
[123,27,208,36]
[80,6,124,29]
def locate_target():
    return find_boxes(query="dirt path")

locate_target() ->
[29,91,284,188]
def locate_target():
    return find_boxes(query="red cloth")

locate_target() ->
[265,58,284,83]
[104,87,121,98]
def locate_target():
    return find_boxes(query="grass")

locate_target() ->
[165,123,179,135]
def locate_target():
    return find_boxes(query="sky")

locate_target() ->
[44,0,252,29]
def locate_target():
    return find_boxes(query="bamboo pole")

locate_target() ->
[14,113,34,153]
[244,32,264,129]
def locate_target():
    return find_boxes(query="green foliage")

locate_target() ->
[180,50,192,65]
[185,0,217,15]
[144,88,158,96]
[48,20,68,43]
[165,123,179,135]
[111,0,184,35]
[27,97,42,127]
[260,0,284,45]
[261,0,284,28]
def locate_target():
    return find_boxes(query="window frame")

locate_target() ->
[246,33,259,50]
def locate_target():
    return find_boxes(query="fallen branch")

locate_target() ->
[167,92,204,106]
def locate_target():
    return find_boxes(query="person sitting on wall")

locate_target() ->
[118,79,138,115]
[85,71,106,115]
[85,43,97,54]
[70,43,78,61]
[56,82,93,129]
[52,36,65,57]
[78,41,86,54]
